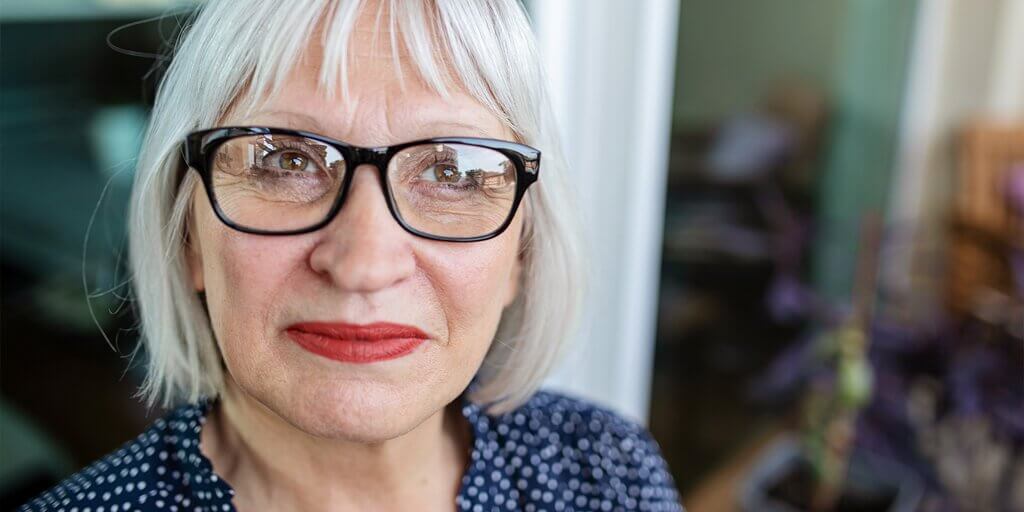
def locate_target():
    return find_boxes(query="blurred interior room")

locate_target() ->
[1,0,1022,511]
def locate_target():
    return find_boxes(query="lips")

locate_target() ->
[285,322,429,363]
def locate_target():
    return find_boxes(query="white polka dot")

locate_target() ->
[20,390,683,512]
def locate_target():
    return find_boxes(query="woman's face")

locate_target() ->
[186,39,523,441]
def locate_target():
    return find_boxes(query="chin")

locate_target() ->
[270,377,430,442]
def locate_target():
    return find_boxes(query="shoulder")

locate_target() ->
[469,388,685,511]
[18,400,232,512]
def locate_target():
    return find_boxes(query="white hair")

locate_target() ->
[128,0,584,415]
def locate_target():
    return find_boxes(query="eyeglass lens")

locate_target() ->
[209,134,519,238]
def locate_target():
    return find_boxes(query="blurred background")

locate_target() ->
[1,0,1022,511]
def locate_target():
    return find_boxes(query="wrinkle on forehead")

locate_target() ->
[236,104,511,146]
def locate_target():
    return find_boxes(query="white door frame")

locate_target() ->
[530,0,681,424]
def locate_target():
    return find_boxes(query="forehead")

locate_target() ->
[223,3,513,146]
[233,71,510,145]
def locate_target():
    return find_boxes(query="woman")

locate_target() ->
[22,0,684,510]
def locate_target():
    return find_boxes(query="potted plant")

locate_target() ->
[741,217,925,511]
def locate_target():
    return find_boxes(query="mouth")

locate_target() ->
[285,321,430,363]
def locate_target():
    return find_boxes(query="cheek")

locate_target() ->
[201,230,311,355]
[420,233,520,348]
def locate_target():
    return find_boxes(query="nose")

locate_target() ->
[308,164,416,293]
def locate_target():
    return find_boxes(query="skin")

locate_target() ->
[186,11,524,511]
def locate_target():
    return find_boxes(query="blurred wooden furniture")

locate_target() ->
[948,123,1024,315]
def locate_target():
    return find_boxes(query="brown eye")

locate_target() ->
[432,164,461,183]
[278,151,309,172]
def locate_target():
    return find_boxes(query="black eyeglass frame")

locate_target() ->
[181,126,540,242]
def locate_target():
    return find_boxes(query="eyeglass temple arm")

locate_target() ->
[523,152,541,183]
[180,137,203,169]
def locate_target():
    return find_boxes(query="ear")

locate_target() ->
[503,252,522,308]
[185,202,205,293]
[503,205,528,308]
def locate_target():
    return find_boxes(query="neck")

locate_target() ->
[200,376,472,511]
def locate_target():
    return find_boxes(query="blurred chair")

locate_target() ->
[948,124,1024,321]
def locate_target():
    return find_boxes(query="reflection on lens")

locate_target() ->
[210,134,345,231]
[387,143,518,238]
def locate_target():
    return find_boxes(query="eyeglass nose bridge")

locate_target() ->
[347,146,392,172]
[326,145,404,234]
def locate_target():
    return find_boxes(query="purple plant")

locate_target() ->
[752,217,1024,510]
[852,315,1024,511]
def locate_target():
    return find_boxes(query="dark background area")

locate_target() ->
[1,9,178,508]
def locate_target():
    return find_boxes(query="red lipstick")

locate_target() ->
[285,322,429,363]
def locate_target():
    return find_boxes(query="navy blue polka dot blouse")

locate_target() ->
[21,389,685,511]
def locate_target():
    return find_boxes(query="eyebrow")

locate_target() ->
[243,110,496,142]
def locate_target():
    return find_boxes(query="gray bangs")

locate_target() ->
[178,0,537,139]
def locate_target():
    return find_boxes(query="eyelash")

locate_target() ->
[253,139,330,178]
[399,155,479,196]
[414,171,478,198]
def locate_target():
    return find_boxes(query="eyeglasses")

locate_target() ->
[181,126,540,242]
